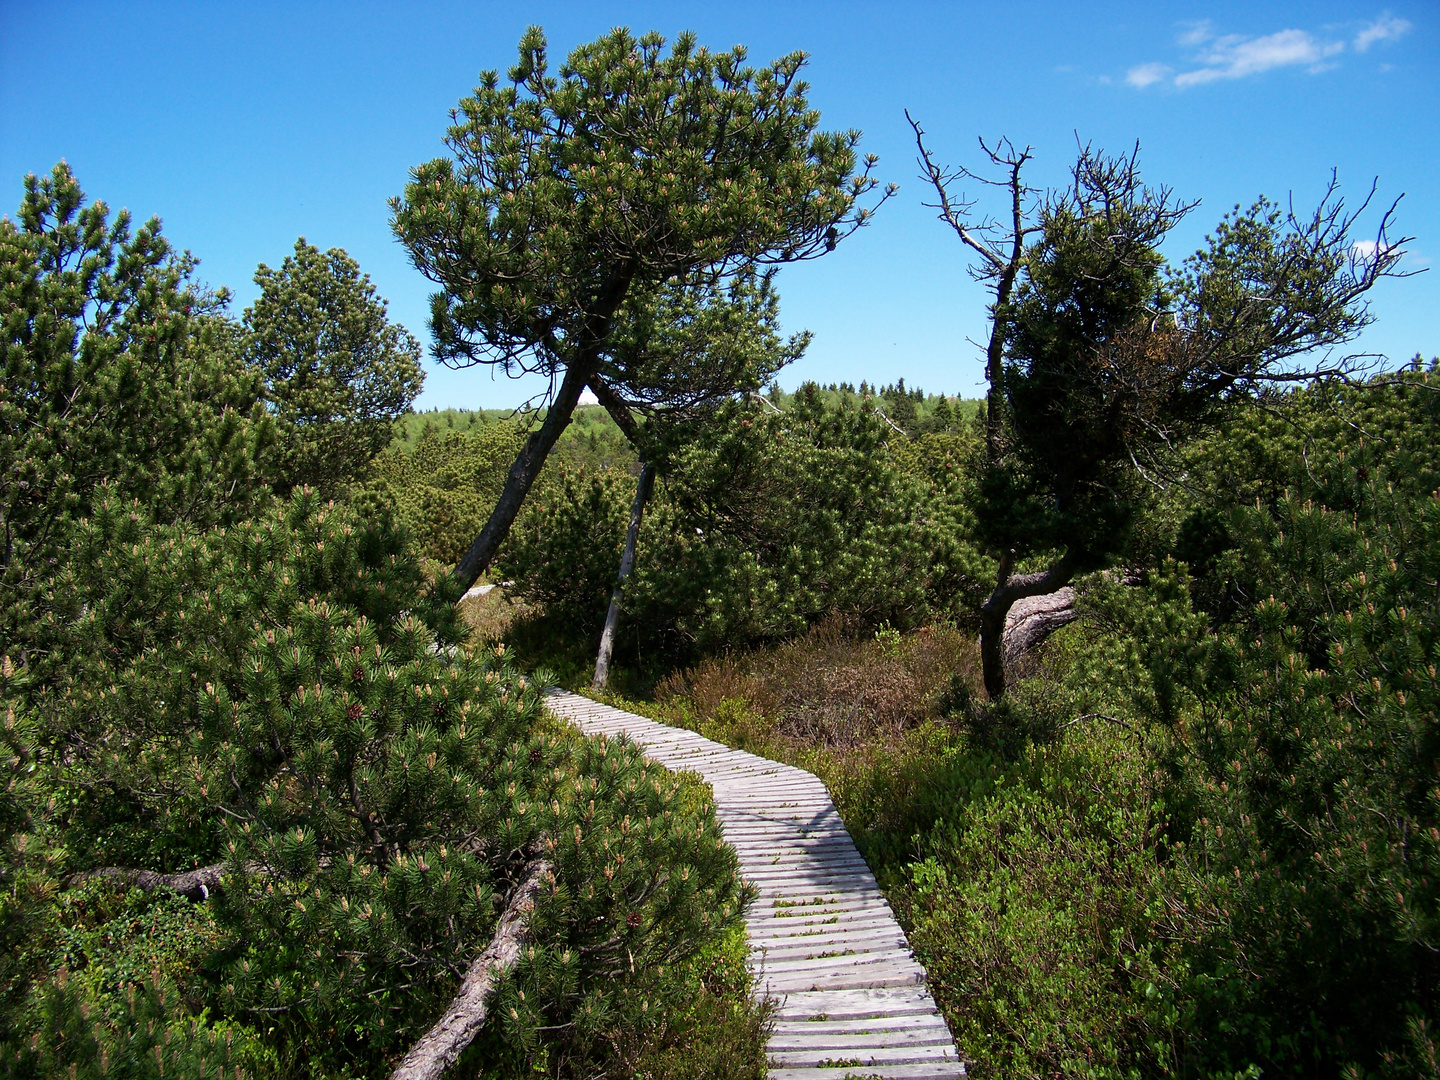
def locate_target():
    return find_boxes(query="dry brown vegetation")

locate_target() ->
[654,616,982,747]
[456,585,531,645]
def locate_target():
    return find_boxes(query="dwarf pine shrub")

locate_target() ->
[1,490,751,1077]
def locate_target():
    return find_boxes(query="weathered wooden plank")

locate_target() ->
[771,1012,955,1037]
[759,969,927,994]
[759,953,923,977]
[744,864,874,882]
[771,1043,961,1067]
[770,987,941,1019]
[769,1029,957,1051]
[768,1064,965,1080]
[751,923,906,947]
[750,916,905,943]
[754,934,909,959]
[749,900,896,919]
[748,904,899,926]
[745,860,876,877]
[745,864,879,882]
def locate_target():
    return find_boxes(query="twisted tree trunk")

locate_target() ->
[980,550,1080,699]
[1003,586,1079,667]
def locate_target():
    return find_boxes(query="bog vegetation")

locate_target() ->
[2,23,1434,1080]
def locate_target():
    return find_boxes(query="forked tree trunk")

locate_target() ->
[453,363,595,591]
[390,853,552,1080]
[980,550,1079,699]
[593,462,655,690]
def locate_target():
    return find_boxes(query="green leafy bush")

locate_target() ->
[902,730,1177,1080]
[1073,371,1440,1077]
[498,390,989,671]
[366,420,525,565]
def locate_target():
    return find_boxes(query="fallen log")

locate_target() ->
[389,852,553,1080]
[68,862,233,901]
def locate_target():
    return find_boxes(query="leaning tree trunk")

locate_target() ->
[390,852,552,1080]
[979,550,1080,699]
[451,267,636,593]
[452,362,595,591]
[593,461,655,690]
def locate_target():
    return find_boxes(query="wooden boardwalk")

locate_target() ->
[546,691,966,1079]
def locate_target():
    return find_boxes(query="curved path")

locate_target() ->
[546,691,966,1080]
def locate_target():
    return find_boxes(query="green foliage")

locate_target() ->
[1062,371,1440,1076]
[903,730,1175,1080]
[986,151,1178,565]
[392,26,885,379]
[5,966,273,1080]
[366,420,526,565]
[625,371,1437,1078]
[615,631,1181,1079]
[985,151,1405,576]
[395,407,512,446]
[1,163,274,667]
[242,238,423,496]
[600,921,773,1080]
[2,485,753,1077]
[757,381,981,436]
[367,405,643,568]
[498,390,989,670]
[498,467,634,640]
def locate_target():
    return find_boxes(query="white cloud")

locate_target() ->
[1355,13,1411,51]
[1177,21,1214,46]
[1126,62,1172,88]
[1127,13,1410,91]
[1175,28,1345,86]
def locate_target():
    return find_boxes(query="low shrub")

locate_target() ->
[497,392,992,676]
[901,727,1179,1079]
[1,491,759,1078]
[656,617,979,746]
[623,619,1185,1079]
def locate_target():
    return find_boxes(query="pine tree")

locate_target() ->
[1,163,274,674]
[392,27,891,591]
[909,126,1410,696]
[242,239,424,497]
[3,485,751,1077]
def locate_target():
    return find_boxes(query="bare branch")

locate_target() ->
[390,851,553,1080]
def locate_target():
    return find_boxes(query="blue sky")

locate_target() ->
[2,1,1434,408]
